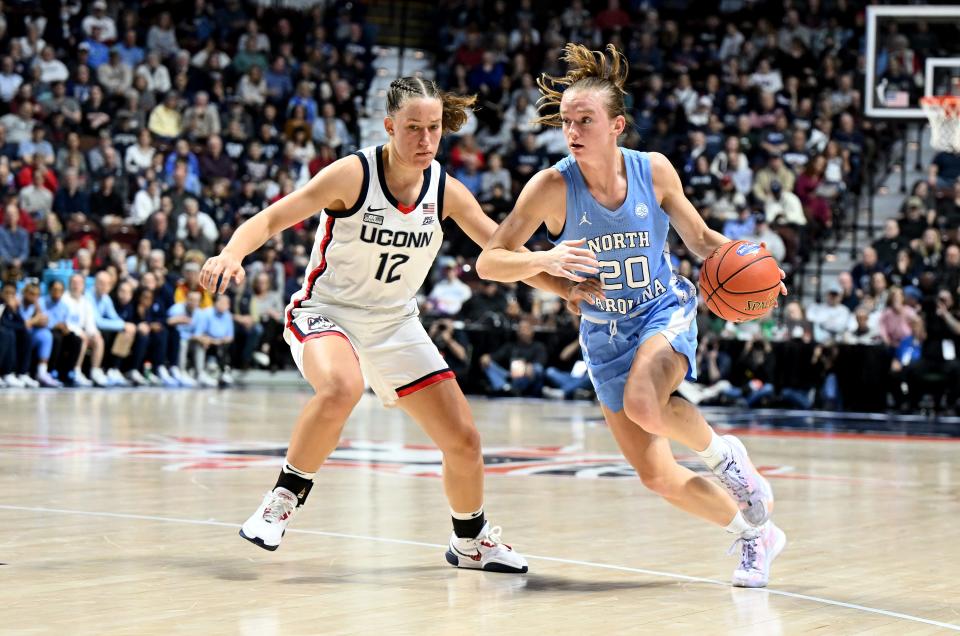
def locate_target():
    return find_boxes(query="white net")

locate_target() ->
[921,96,960,152]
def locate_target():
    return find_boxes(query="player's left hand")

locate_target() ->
[564,278,605,315]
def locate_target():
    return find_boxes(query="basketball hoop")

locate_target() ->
[920,95,960,152]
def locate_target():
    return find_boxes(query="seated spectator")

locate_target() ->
[18,125,55,166]
[721,206,756,241]
[886,248,919,289]
[795,155,832,233]
[19,282,61,387]
[807,283,852,343]
[878,287,918,348]
[543,323,594,401]
[428,265,473,316]
[887,315,926,410]
[899,196,933,242]
[42,279,91,386]
[97,49,133,98]
[0,204,29,268]
[198,294,235,386]
[928,149,960,193]
[311,102,351,155]
[52,169,90,222]
[65,273,107,388]
[18,170,54,220]
[183,91,221,142]
[746,218,785,263]
[174,261,213,308]
[1,282,41,388]
[428,317,471,379]
[843,305,882,345]
[480,153,511,200]
[148,91,183,143]
[89,270,137,386]
[479,318,546,397]
[167,290,206,386]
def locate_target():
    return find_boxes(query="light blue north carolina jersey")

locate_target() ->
[549,148,681,322]
[548,148,699,411]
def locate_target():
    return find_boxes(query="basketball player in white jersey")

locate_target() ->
[200,77,602,573]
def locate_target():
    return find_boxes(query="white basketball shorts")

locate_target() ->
[284,302,454,407]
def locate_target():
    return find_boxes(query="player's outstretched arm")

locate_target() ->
[200,155,363,293]
[476,169,601,283]
[444,175,604,305]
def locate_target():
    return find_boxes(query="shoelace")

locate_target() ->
[716,456,751,502]
[727,533,761,572]
[262,492,296,524]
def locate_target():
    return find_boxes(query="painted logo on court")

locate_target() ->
[0,434,794,479]
[635,203,648,218]
[736,242,761,257]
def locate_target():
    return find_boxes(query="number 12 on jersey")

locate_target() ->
[597,255,650,290]
[375,252,409,283]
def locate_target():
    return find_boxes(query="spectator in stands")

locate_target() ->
[543,329,593,401]
[147,12,180,59]
[89,270,136,386]
[879,286,918,348]
[174,260,213,308]
[167,289,207,386]
[722,206,756,241]
[198,294,234,386]
[899,197,932,242]
[18,170,54,220]
[183,92,221,142]
[746,218,785,263]
[480,318,546,397]
[136,51,172,95]
[887,315,926,410]
[0,204,29,268]
[939,244,960,294]
[428,317,472,380]
[795,155,832,234]
[428,265,473,316]
[928,149,960,193]
[887,248,919,289]
[42,279,91,387]
[97,48,132,98]
[1,282,40,388]
[872,219,906,267]
[148,92,182,146]
[807,283,852,343]
[20,282,61,387]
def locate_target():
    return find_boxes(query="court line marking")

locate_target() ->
[1,504,958,631]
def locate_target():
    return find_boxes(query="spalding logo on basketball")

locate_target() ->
[735,242,762,257]
[635,203,648,217]
[699,239,781,323]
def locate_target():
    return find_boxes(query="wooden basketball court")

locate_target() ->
[3,388,959,634]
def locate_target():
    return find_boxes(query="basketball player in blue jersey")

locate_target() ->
[200,78,600,573]
[478,44,787,587]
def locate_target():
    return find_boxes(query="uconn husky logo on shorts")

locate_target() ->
[305,315,335,333]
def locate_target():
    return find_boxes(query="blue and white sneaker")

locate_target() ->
[445,522,528,573]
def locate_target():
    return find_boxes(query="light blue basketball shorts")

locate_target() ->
[579,276,699,413]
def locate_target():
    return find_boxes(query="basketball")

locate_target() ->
[699,240,781,322]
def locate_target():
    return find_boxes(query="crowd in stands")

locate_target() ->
[0,0,956,412]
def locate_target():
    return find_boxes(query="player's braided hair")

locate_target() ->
[386,77,477,133]
[534,43,630,128]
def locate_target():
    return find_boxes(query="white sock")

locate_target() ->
[696,430,729,470]
[281,461,316,481]
[450,507,483,520]
[724,511,754,536]
[38,362,48,375]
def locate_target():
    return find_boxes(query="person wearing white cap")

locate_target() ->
[82,0,117,44]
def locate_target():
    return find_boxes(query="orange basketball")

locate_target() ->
[699,240,781,322]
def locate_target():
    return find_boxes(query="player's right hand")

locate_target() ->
[539,238,600,282]
[201,251,245,294]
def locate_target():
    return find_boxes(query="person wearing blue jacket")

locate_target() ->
[88,271,137,386]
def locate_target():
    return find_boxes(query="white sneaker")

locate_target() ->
[541,386,565,400]
[3,373,26,388]
[251,351,270,368]
[713,435,774,526]
[445,521,528,573]
[37,371,63,388]
[157,365,178,387]
[239,488,299,551]
[219,369,234,387]
[90,368,109,387]
[730,521,786,588]
[19,374,40,388]
[171,367,196,387]
[196,371,217,388]
[71,370,93,387]
[107,368,130,386]
[127,369,148,386]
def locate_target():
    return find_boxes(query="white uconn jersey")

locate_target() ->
[289,145,445,315]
